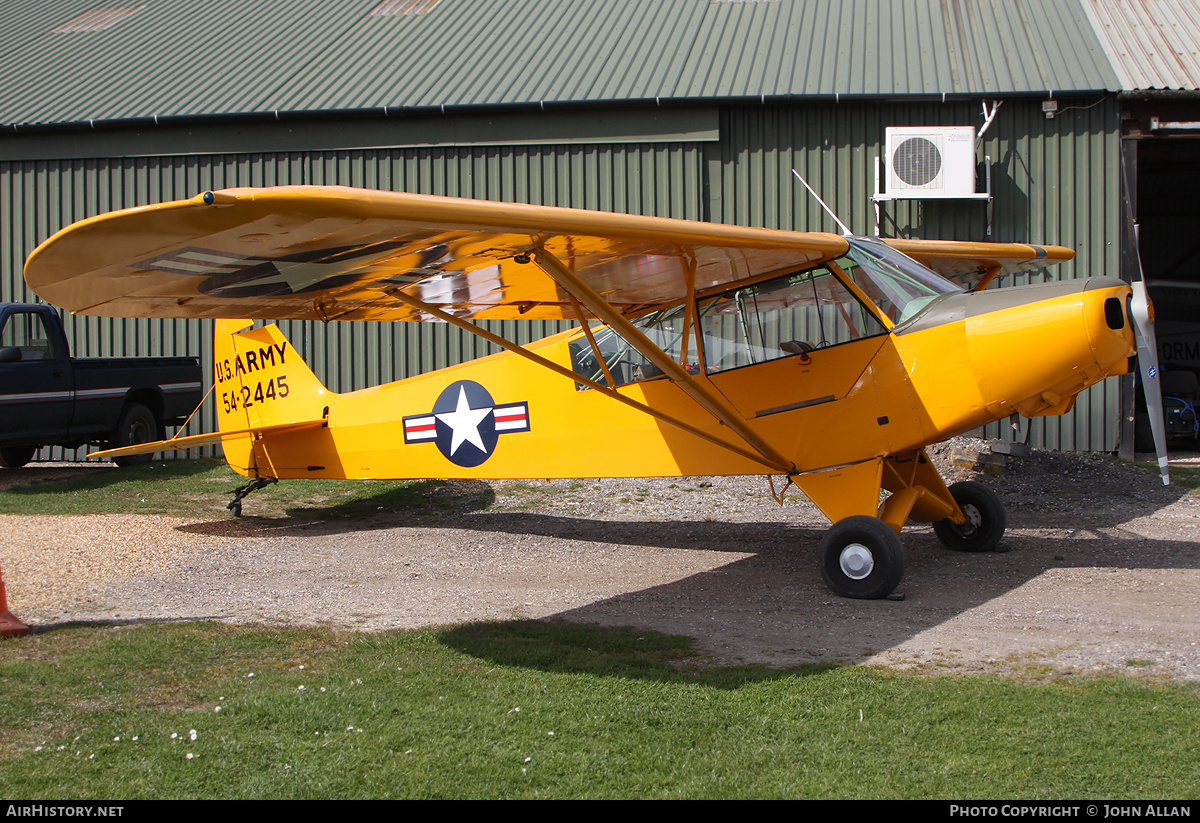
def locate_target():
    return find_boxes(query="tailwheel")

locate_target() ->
[933,480,1006,552]
[226,477,277,517]
[819,515,905,599]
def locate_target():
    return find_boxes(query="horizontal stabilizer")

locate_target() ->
[88,419,326,460]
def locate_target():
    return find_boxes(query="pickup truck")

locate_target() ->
[0,303,203,468]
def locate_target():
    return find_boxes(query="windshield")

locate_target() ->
[836,238,962,324]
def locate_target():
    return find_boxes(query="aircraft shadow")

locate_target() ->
[434,511,1200,673]
[176,479,496,537]
[437,620,825,686]
[170,458,1193,539]
[972,472,1192,531]
[21,497,1197,677]
[147,461,1199,673]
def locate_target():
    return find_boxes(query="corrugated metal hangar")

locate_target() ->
[3,0,1199,459]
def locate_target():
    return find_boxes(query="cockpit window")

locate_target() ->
[568,306,692,388]
[836,238,961,324]
[567,241,958,386]
[697,265,887,373]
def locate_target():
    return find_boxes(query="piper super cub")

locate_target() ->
[22,185,1169,599]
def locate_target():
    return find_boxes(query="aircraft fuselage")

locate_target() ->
[215,275,1134,502]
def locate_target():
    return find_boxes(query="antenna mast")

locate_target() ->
[791,169,851,236]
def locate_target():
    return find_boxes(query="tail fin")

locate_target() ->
[89,320,330,468]
[213,319,331,472]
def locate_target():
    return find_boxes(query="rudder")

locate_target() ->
[213,319,331,472]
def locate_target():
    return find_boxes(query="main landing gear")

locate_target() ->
[819,516,905,600]
[932,481,1007,553]
[804,454,1008,599]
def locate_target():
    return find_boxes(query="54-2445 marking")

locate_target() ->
[222,375,289,412]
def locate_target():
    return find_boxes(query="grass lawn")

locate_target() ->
[0,460,450,520]
[2,620,1199,799]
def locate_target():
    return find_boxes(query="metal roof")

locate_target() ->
[1081,0,1200,90]
[1,0,1128,129]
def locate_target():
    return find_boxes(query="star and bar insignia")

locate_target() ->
[402,380,530,467]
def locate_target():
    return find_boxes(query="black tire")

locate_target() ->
[0,446,36,469]
[933,480,1006,552]
[818,515,905,599]
[110,403,160,467]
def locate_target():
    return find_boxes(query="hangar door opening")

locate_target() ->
[1131,129,1200,453]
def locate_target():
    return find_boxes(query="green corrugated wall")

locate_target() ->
[0,97,1123,459]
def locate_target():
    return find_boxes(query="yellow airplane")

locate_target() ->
[23,185,1169,599]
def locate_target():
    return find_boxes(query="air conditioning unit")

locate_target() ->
[885,126,978,198]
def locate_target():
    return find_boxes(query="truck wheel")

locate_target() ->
[111,403,160,467]
[0,446,36,469]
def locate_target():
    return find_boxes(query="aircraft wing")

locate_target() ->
[25,186,850,322]
[883,238,1074,284]
[26,186,1076,319]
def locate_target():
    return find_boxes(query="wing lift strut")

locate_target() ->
[380,247,797,476]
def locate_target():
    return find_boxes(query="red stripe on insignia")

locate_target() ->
[404,416,437,441]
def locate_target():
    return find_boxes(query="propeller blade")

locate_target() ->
[1129,279,1170,485]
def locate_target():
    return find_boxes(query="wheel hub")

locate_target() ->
[838,543,874,580]
[958,503,982,536]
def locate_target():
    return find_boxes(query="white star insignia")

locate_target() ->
[435,386,493,456]
[237,249,396,293]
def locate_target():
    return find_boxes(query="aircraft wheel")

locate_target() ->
[933,481,1006,552]
[818,516,905,599]
[111,403,160,467]
[0,446,36,469]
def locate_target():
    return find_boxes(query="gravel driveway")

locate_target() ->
[4,439,1199,680]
